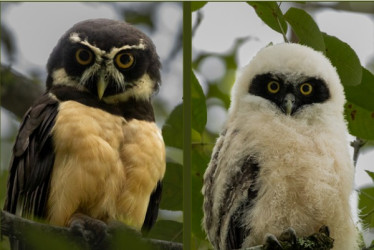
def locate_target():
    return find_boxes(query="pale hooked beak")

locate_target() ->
[97,73,108,100]
[282,93,295,115]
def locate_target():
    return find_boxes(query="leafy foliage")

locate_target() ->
[162,104,184,150]
[192,2,374,249]
[147,220,183,243]
[160,163,183,211]
[359,185,374,228]
[284,7,325,52]
[359,171,374,230]
[191,72,207,134]
[247,2,288,36]
[323,33,362,87]
[191,2,207,12]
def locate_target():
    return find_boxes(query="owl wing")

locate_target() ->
[226,156,259,249]
[4,93,58,219]
[203,128,259,250]
[142,181,163,232]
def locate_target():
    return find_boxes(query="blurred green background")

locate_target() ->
[1,2,374,250]
[192,2,374,249]
[1,2,183,249]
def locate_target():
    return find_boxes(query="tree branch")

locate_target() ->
[350,137,366,167]
[1,210,182,250]
[1,65,44,119]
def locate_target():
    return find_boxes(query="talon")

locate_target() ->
[68,213,109,248]
[264,233,283,250]
[319,225,330,237]
[279,227,297,245]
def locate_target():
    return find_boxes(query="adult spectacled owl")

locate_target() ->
[203,43,358,249]
[4,18,165,246]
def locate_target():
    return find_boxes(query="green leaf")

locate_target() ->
[192,2,207,12]
[323,33,362,86]
[147,220,183,243]
[343,68,374,140]
[162,104,183,149]
[345,68,374,111]
[366,170,374,183]
[358,186,374,228]
[160,163,183,210]
[284,7,325,52]
[191,140,214,241]
[191,149,208,240]
[111,227,153,250]
[248,2,287,36]
[345,102,374,140]
[192,71,207,134]
[207,84,231,110]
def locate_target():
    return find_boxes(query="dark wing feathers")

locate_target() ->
[225,156,259,249]
[227,208,247,250]
[5,86,162,234]
[142,181,163,232]
[204,127,260,249]
[4,93,58,219]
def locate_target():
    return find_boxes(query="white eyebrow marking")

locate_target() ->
[69,33,146,59]
[69,32,81,43]
[108,39,146,58]
[69,32,105,57]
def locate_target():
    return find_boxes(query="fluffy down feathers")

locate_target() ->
[203,43,358,250]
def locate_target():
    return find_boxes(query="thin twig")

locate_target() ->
[277,2,289,43]
[192,10,203,38]
[350,137,366,167]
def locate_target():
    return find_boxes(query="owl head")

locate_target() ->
[46,18,161,103]
[229,43,345,121]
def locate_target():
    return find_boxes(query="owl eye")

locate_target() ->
[115,52,135,69]
[75,48,93,65]
[267,81,280,94]
[300,83,313,95]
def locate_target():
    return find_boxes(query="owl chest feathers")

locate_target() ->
[47,100,165,229]
[217,109,355,247]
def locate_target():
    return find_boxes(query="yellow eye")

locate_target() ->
[115,52,135,69]
[300,83,313,95]
[267,81,280,94]
[75,48,93,65]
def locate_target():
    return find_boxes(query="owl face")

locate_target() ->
[248,72,330,115]
[230,43,345,119]
[46,19,161,103]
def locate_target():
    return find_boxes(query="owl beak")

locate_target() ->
[97,74,108,100]
[282,93,295,115]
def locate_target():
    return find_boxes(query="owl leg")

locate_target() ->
[263,227,297,250]
[264,234,284,250]
[68,213,109,249]
[304,225,333,249]
[264,226,333,250]
[278,227,297,245]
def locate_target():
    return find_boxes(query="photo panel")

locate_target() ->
[1,2,182,250]
[192,2,374,250]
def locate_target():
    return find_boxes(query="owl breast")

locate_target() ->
[47,100,165,230]
[229,111,356,249]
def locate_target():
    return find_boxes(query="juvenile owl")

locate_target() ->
[203,43,358,250]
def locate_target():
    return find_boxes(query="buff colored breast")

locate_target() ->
[47,100,165,230]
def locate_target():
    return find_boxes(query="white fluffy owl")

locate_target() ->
[202,43,358,250]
